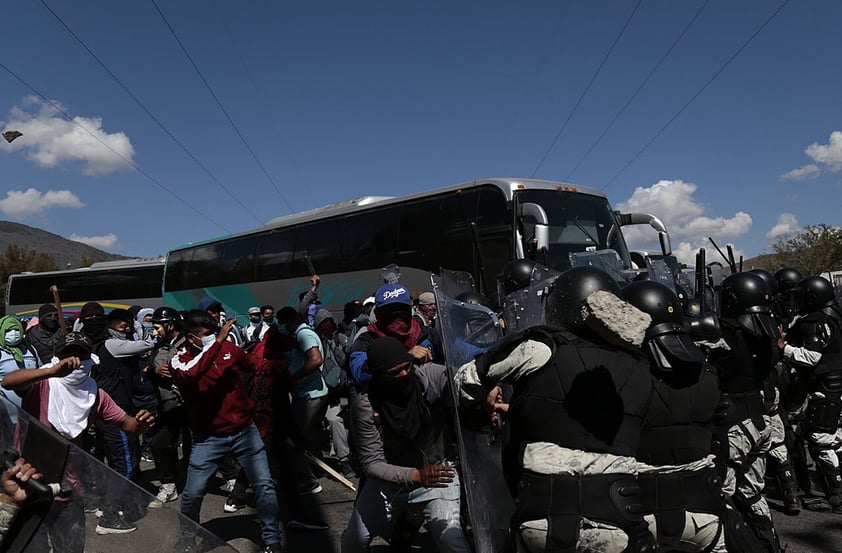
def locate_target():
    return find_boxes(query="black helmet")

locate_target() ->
[795,276,836,313]
[719,272,778,339]
[774,268,803,294]
[151,306,182,324]
[545,266,621,327]
[749,269,779,297]
[497,259,536,296]
[455,291,493,309]
[622,280,705,375]
[683,298,702,319]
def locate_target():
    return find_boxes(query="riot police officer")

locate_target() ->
[704,272,782,552]
[456,266,657,553]
[622,280,727,552]
[781,275,842,513]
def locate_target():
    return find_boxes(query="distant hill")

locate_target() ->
[0,221,128,268]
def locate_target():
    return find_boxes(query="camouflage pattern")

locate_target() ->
[723,416,773,520]
[806,427,842,471]
[515,517,629,553]
[643,512,726,553]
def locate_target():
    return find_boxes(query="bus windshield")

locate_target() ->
[515,189,631,271]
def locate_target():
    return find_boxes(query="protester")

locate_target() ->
[0,317,40,408]
[24,303,61,363]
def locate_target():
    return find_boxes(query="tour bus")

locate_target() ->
[5,258,165,320]
[161,177,670,319]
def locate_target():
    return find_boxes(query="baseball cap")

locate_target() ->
[55,332,92,359]
[417,292,435,306]
[363,296,376,307]
[248,306,261,315]
[375,283,411,308]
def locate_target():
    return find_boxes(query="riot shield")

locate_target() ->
[569,248,638,284]
[433,278,510,553]
[0,397,234,553]
[438,269,477,299]
[501,263,560,333]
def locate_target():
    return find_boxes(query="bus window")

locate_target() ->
[165,250,191,292]
[218,236,257,285]
[187,243,223,289]
[294,220,343,276]
[255,230,295,282]
[475,187,513,292]
[341,209,399,273]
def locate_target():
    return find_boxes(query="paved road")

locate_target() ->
[84,462,841,553]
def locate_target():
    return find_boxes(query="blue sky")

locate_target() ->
[1,0,840,266]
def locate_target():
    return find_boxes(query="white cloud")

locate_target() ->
[68,233,119,250]
[766,213,800,241]
[0,188,84,218]
[615,179,752,267]
[0,96,135,175]
[780,164,820,181]
[806,131,842,172]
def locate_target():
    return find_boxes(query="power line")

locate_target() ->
[565,0,711,180]
[603,0,792,191]
[151,0,295,213]
[37,0,265,226]
[530,0,643,178]
[0,60,231,234]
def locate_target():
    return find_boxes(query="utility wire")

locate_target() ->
[151,0,295,213]
[603,0,792,191]
[38,0,264,226]
[531,0,643,178]
[0,60,231,234]
[565,0,711,180]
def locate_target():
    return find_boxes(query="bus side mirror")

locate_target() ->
[519,202,550,252]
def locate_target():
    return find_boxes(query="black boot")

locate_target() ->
[775,460,803,515]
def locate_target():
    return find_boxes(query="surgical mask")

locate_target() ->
[249,315,262,324]
[201,334,216,348]
[4,330,22,346]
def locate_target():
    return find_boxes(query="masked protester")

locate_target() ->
[2,331,154,546]
[349,284,434,391]
[342,336,470,553]
[0,316,41,409]
[246,306,268,344]
[24,303,61,363]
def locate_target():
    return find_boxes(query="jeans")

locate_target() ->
[326,404,350,460]
[180,423,281,546]
[342,469,470,553]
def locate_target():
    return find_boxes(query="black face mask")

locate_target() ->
[40,317,60,332]
[263,316,274,324]
[82,317,107,337]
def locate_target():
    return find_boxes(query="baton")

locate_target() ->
[49,285,68,336]
[303,254,317,277]
[304,451,356,492]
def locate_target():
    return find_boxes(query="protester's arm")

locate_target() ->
[350,395,414,485]
[118,408,155,435]
[104,337,156,358]
[1,357,79,394]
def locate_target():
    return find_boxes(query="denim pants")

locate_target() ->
[180,423,281,546]
[341,469,470,553]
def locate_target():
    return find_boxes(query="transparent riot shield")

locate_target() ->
[433,279,510,553]
[438,269,477,299]
[0,397,234,553]
[645,258,677,294]
[501,264,561,333]
[569,248,637,284]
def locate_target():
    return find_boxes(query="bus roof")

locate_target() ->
[168,177,606,252]
[8,257,164,279]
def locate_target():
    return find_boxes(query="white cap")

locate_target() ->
[363,296,376,307]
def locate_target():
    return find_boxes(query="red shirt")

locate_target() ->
[170,340,256,436]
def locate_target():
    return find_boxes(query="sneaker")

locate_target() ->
[223,498,245,513]
[298,482,322,496]
[149,483,178,508]
[263,543,285,553]
[141,454,154,463]
[220,478,236,493]
[339,459,357,479]
[287,519,329,531]
[95,515,137,535]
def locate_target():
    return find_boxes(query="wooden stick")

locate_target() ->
[49,285,67,336]
[304,451,356,492]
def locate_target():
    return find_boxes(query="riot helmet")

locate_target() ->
[719,272,779,339]
[774,268,803,295]
[794,276,837,313]
[497,259,536,296]
[622,281,705,377]
[545,266,621,327]
[749,269,779,297]
[455,291,493,309]
[151,306,182,325]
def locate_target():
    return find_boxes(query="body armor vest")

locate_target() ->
[507,327,653,460]
[709,325,777,394]
[637,363,721,466]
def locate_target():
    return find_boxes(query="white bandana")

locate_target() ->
[47,355,99,439]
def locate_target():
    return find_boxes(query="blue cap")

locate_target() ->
[198,296,222,312]
[375,283,411,307]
